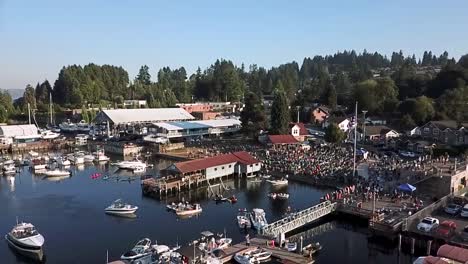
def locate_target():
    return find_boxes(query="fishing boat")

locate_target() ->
[113,159,147,170]
[105,199,138,215]
[237,210,252,228]
[43,169,71,177]
[266,178,288,186]
[120,238,152,261]
[5,221,45,260]
[175,203,202,216]
[250,208,268,231]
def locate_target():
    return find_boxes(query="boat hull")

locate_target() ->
[176,208,202,216]
[5,235,44,261]
[105,208,138,215]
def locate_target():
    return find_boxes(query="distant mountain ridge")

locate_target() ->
[1,88,24,100]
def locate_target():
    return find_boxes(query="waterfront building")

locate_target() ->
[163,151,261,180]
[0,124,41,144]
[148,119,241,139]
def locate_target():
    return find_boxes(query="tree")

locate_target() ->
[0,105,8,123]
[326,85,337,110]
[401,114,416,130]
[399,96,435,124]
[81,105,90,123]
[22,84,37,111]
[325,123,345,143]
[270,83,290,134]
[240,92,266,137]
[135,65,151,85]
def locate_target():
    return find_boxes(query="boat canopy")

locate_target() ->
[201,231,214,237]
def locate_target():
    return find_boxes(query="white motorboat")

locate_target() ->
[176,203,202,216]
[3,162,16,175]
[216,238,232,250]
[269,193,289,199]
[250,208,268,231]
[120,238,151,261]
[32,163,47,171]
[41,130,60,140]
[83,154,95,163]
[133,166,146,173]
[250,248,272,261]
[266,178,288,186]
[237,211,252,228]
[105,199,138,215]
[43,169,71,177]
[57,157,71,167]
[94,149,110,162]
[114,160,147,170]
[5,222,45,260]
[234,248,272,264]
[72,155,85,165]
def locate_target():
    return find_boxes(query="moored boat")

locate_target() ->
[105,199,138,215]
[250,208,268,231]
[266,178,288,186]
[175,203,202,216]
[43,169,71,177]
[120,238,151,261]
[237,209,252,228]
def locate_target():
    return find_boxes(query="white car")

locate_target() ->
[417,217,439,232]
[461,204,468,218]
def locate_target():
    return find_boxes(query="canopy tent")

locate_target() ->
[398,183,416,192]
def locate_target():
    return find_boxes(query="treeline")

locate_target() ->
[3,50,467,128]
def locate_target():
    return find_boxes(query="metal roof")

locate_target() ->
[169,121,210,130]
[99,108,194,125]
[0,125,38,137]
[153,119,241,131]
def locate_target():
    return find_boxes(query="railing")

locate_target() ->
[260,201,337,237]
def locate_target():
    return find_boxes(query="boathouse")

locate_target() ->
[0,124,40,144]
[148,119,241,139]
[164,151,261,179]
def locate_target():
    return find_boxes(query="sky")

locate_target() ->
[1,0,467,90]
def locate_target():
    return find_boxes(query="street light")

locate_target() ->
[362,110,368,142]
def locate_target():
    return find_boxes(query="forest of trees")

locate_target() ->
[1,50,467,131]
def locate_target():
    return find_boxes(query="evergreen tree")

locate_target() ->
[326,84,337,110]
[270,82,290,134]
[136,65,151,85]
[22,84,37,111]
[240,92,266,137]
[0,105,8,123]
[324,123,345,143]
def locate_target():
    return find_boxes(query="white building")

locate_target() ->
[0,124,40,144]
[149,119,241,139]
[323,117,351,132]
[123,100,147,108]
[94,108,195,126]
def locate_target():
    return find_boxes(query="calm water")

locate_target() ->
[0,157,414,264]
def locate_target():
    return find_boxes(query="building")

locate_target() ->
[176,103,213,113]
[289,122,308,141]
[360,125,399,142]
[163,151,262,179]
[0,124,40,144]
[407,127,421,137]
[191,111,221,120]
[418,121,468,146]
[176,102,240,113]
[265,135,300,149]
[310,106,330,124]
[323,117,351,132]
[123,100,147,108]
[149,119,241,139]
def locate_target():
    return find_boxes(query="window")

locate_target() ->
[423,127,430,134]
[221,166,225,169]
[214,168,217,171]
[433,129,439,135]
[250,165,253,167]
[229,165,232,168]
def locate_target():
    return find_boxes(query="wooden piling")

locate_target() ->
[398,234,402,252]
[426,240,432,256]
[411,238,415,255]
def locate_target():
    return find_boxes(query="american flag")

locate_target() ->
[348,116,357,129]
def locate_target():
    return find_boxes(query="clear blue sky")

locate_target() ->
[1,0,467,90]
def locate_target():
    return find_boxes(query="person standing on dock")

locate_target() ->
[245,233,250,246]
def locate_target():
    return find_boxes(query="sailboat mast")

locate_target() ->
[49,93,53,126]
[352,101,358,177]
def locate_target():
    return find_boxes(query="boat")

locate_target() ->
[237,211,252,228]
[59,120,77,133]
[113,159,147,170]
[83,154,95,163]
[132,166,145,173]
[198,231,233,253]
[32,161,47,171]
[285,241,297,252]
[57,157,71,167]
[266,178,288,186]
[72,154,85,165]
[175,203,202,216]
[41,130,60,140]
[246,174,256,179]
[3,162,16,175]
[76,120,91,133]
[5,222,45,260]
[94,149,110,162]
[43,169,71,177]
[105,199,138,215]
[302,242,322,256]
[268,193,289,199]
[120,238,152,261]
[261,174,271,179]
[250,208,268,231]
[234,248,272,264]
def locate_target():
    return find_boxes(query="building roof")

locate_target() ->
[96,108,194,125]
[0,124,38,137]
[268,135,299,144]
[427,120,468,130]
[289,122,308,135]
[327,116,349,124]
[173,151,260,174]
[315,106,330,115]
[153,119,241,131]
[362,125,395,136]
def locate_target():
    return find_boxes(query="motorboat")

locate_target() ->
[3,163,16,175]
[269,193,289,199]
[175,203,202,216]
[94,149,110,162]
[266,178,288,186]
[302,242,322,256]
[261,174,271,179]
[237,210,252,228]
[246,174,256,179]
[132,166,146,173]
[120,238,152,261]
[234,248,272,264]
[43,169,71,177]
[59,120,77,133]
[5,222,45,260]
[198,231,233,253]
[113,159,147,170]
[41,130,60,140]
[32,162,47,171]
[250,208,268,231]
[57,157,71,167]
[105,199,138,215]
[83,154,95,163]
[72,155,85,165]
[76,120,91,133]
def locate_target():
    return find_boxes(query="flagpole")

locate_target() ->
[353,101,358,178]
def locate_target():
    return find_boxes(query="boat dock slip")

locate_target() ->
[219,238,314,264]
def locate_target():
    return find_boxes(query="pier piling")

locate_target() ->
[398,234,402,252]
[426,240,432,256]
[411,238,415,255]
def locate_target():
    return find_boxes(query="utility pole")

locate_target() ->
[296,106,300,123]
[353,101,358,178]
[28,103,31,125]
[362,110,368,142]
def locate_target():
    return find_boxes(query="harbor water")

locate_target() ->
[0,157,414,263]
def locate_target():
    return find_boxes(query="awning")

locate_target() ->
[397,183,416,192]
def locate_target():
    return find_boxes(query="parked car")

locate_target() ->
[417,217,439,232]
[461,204,468,218]
[445,204,462,215]
[436,221,457,237]
[461,225,468,241]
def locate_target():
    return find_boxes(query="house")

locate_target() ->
[418,121,468,146]
[123,100,147,108]
[365,116,387,126]
[323,117,351,132]
[289,122,308,141]
[407,127,421,137]
[310,106,330,124]
[266,135,300,148]
[360,125,399,142]
[163,151,262,179]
